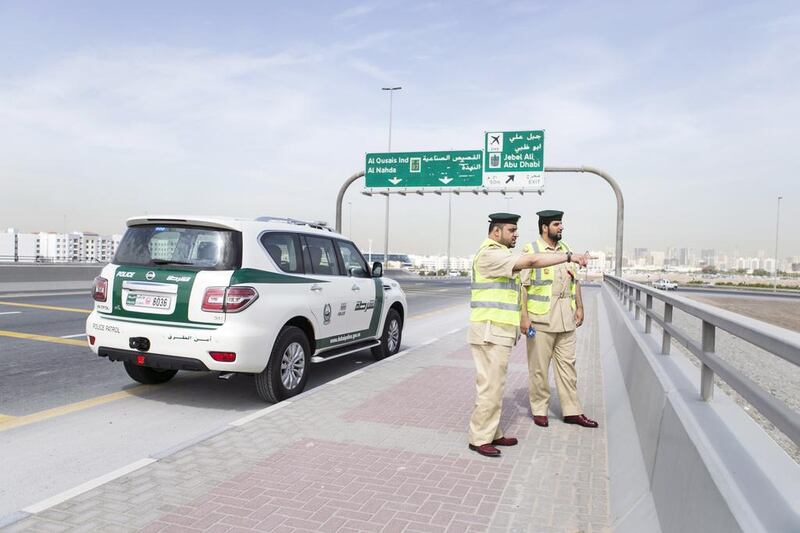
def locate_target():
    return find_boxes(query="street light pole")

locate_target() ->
[773,195,783,292]
[381,86,401,265]
[446,193,452,274]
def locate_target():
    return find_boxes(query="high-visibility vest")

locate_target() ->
[523,238,576,315]
[470,239,521,327]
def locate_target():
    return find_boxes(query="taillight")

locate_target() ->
[210,351,236,362]
[92,277,108,302]
[202,287,226,312]
[88,335,96,345]
[224,287,258,312]
[202,287,258,313]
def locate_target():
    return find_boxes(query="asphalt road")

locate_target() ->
[0,279,470,519]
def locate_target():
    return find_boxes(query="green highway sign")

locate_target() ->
[365,150,483,189]
[484,130,545,189]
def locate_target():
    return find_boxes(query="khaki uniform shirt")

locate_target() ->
[468,242,520,347]
[520,240,577,333]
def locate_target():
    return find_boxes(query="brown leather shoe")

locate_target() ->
[563,414,599,428]
[533,415,549,427]
[491,437,518,446]
[468,443,502,457]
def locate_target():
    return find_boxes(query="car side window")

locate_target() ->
[260,233,302,273]
[336,240,370,278]
[303,236,341,276]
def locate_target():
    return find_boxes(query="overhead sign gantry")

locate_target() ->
[363,129,546,195]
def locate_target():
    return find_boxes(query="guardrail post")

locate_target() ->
[627,286,634,312]
[645,294,653,333]
[662,303,673,354]
[634,288,641,320]
[701,321,715,400]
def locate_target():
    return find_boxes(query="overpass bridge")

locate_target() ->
[0,268,798,532]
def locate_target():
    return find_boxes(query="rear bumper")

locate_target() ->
[98,347,209,371]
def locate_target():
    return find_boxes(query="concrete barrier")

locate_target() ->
[0,265,101,294]
[601,284,800,533]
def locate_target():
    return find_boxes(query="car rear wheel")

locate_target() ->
[123,362,178,384]
[371,309,402,360]
[255,326,311,403]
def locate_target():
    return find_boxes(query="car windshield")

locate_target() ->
[114,224,242,270]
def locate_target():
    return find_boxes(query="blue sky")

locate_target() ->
[0,0,798,258]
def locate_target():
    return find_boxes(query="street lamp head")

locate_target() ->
[382,86,402,91]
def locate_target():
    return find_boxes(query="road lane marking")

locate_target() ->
[408,303,466,321]
[0,301,91,314]
[0,311,22,315]
[23,458,156,514]
[0,386,152,433]
[60,333,87,339]
[0,330,87,347]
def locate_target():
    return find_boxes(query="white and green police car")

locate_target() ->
[86,215,407,402]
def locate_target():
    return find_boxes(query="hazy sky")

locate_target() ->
[0,1,798,258]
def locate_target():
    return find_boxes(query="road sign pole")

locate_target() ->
[544,166,624,277]
[446,193,452,274]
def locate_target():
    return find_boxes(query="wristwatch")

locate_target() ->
[566,251,573,263]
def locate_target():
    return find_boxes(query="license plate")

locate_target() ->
[126,293,172,309]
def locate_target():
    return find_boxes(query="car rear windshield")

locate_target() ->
[114,224,242,270]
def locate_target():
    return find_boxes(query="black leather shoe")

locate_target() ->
[468,443,501,457]
[563,414,599,428]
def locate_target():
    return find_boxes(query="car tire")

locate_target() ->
[123,361,178,384]
[255,326,311,403]
[371,308,402,361]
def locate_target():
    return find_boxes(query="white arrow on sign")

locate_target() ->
[439,177,453,185]
[388,178,402,185]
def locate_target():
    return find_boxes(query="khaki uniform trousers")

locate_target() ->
[526,330,583,417]
[468,342,511,446]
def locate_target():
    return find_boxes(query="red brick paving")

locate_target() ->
[144,440,513,532]
[343,366,532,439]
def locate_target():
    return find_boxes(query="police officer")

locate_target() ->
[468,213,591,457]
[519,210,598,429]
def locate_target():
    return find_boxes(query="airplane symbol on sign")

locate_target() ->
[490,135,501,145]
[505,175,515,183]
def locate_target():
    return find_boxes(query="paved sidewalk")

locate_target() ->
[5,291,609,533]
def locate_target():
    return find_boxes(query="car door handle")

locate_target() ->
[310,284,323,292]
[351,284,360,291]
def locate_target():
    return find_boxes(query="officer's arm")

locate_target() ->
[513,251,593,272]
[512,252,568,272]
[520,288,531,334]
[575,281,583,310]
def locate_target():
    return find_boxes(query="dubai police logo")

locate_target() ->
[146,271,156,280]
[323,303,332,325]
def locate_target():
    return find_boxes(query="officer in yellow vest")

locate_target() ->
[469,213,592,457]
[520,210,599,429]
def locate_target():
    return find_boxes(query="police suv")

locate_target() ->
[86,216,407,402]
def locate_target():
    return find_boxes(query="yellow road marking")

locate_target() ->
[0,386,152,432]
[0,329,88,347]
[0,301,91,314]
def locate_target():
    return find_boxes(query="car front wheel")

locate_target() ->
[255,326,311,403]
[371,308,402,360]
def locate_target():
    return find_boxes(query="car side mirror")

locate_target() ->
[348,266,367,278]
[371,261,383,278]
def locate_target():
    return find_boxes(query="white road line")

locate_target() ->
[445,327,463,335]
[229,401,293,427]
[59,333,86,338]
[23,458,156,514]
[0,311,21,316]
[419,338,439,347]
[325,369,364,386]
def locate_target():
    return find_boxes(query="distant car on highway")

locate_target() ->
[653,279,678,290]
[86,215,407,402]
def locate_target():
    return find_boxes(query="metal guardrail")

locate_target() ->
[605,275,800,445]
